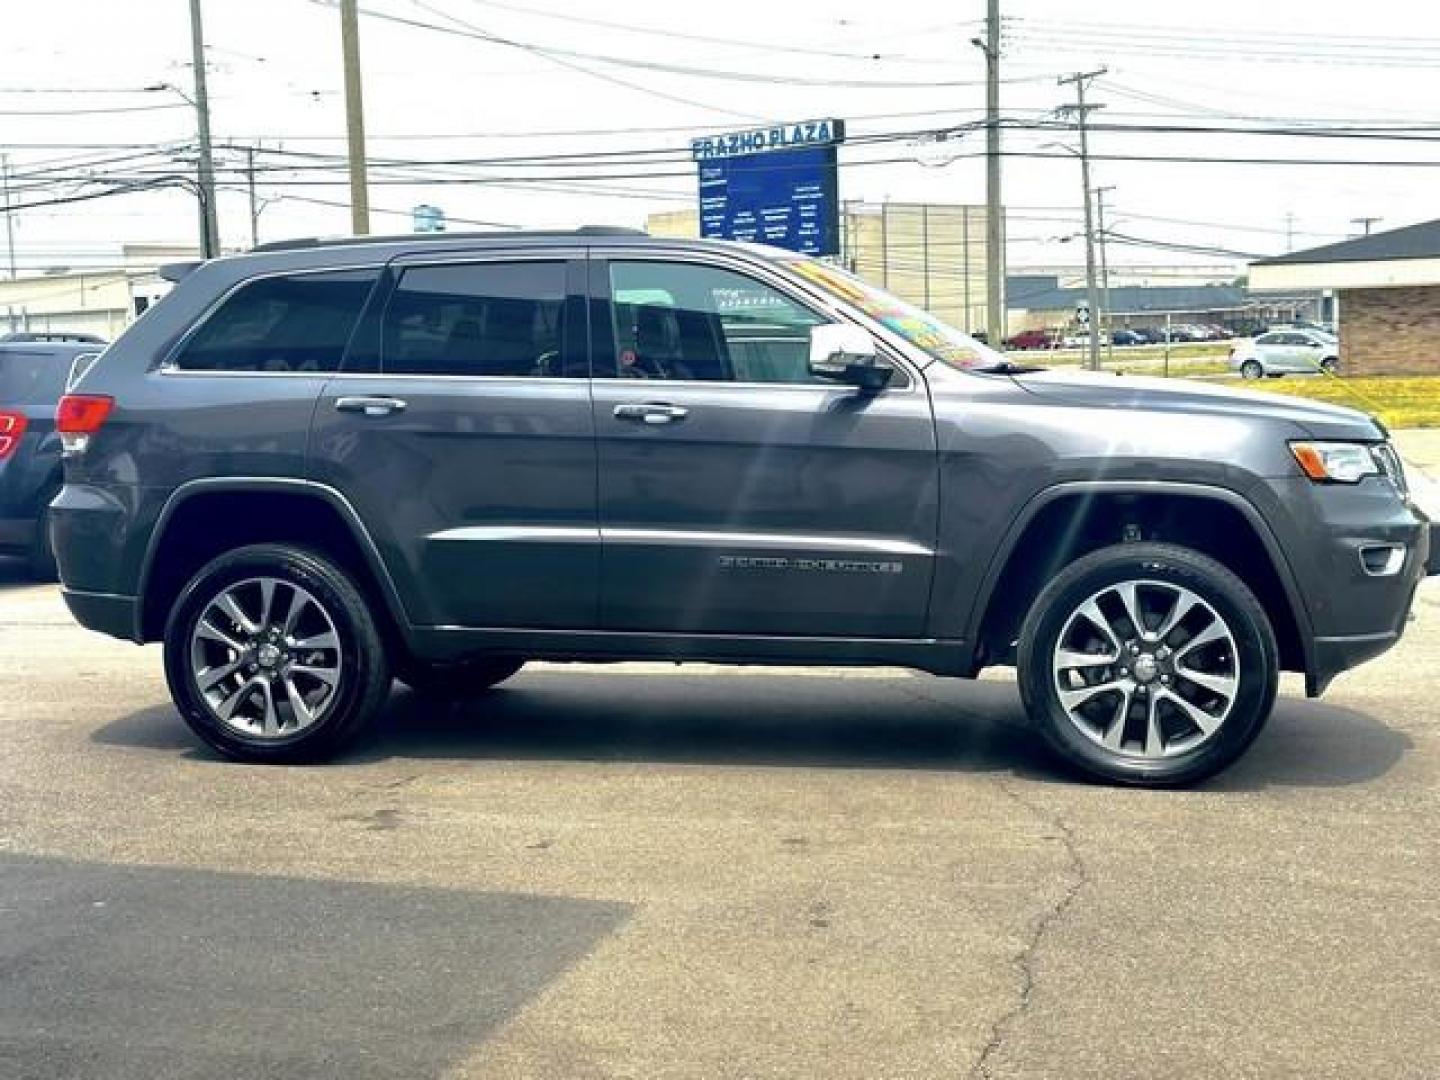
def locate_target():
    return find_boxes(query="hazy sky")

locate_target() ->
[6,0,1440,271]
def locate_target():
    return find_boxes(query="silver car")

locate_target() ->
[1230,329,1338,378]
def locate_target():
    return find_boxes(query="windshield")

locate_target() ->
[780,256,1012,371]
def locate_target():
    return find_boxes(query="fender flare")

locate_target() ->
[964,479,1315,679]
[135,476,412,642]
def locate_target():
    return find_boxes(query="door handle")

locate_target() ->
[335,395,407,417]
[613,402,689,425]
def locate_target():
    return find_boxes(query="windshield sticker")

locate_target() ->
[789,260,986,368]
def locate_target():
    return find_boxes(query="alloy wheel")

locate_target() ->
[1051,579,1240,759]
[188,576,343,740]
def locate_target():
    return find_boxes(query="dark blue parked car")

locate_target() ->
[0,342,104,578]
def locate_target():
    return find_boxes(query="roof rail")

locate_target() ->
[251,226,647,253]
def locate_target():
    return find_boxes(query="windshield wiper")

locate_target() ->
[969,359,1045,375]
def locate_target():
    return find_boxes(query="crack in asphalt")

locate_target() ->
[969,781,1090,1080]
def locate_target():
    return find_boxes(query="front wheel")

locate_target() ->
[1240,359,1263,379]
[163,544,391,763]
[1017,543,1278,787]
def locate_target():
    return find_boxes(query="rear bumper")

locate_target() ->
[61,588,140,643]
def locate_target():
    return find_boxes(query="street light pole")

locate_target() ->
[245,145,260,247]
[187,0,219,258]
[1,154,16,280]
[980,0,1005,344]
[1058,68,1106,371]
[340,0,371,235]
[1095,184,1114,364]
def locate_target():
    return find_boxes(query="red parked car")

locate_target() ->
[1005,328,1057,350]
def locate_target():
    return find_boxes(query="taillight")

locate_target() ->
[55,394,113,457]
[0,410,27,460]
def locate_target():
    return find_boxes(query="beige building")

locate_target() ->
[1251,221,1440,375]
[0,244,196,341]
[647,202,999,337]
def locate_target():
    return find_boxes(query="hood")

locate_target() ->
[1005,368,1383,440]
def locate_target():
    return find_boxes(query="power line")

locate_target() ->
[451,0,952,62]
[0,101,189,117]
[316,0,1056,90]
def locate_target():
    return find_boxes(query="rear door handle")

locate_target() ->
[335,395,407,417]
[613,402,689,425]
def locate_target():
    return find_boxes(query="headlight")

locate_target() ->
[1290,441,1381,483]
[1370,441,1409,496]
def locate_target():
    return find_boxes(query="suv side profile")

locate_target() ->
[52,231,1436,785]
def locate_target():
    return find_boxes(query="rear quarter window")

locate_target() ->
[171,269,378,373]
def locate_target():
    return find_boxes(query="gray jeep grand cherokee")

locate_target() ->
[50,229,1436,785]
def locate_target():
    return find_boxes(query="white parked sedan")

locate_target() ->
[1229,329,1338,378]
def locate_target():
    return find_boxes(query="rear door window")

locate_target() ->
[381,261,572,377]
[171,269,378,373]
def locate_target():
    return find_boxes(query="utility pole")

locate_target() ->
[245,145,260,247]
[187,0,220,258]
[971,2,1005,344]
[1057,68,1106,371]
[1351,216,1381,237]
[1095,184,1114,363]
[1,154,16,279]
[340,0,371,235]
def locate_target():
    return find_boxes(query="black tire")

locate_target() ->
[1017,542,1278,787]
[1240,359,1263,380]
[1320,356,1339,375]
[27,497,58,582]
[163,544,391,763]
[396,656,524,698]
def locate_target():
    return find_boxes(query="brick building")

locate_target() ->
[1250,220,1440,375]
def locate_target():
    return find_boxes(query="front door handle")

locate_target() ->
[613,402,689,425]
[335,395,407,417]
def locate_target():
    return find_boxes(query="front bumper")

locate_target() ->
[1278,478,1432,696]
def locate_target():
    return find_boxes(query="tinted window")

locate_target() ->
[383,262,569,377]
[173,269,377,372]
[0,347,75,405]
[1255,333,1282,346]
[604,261,825,383]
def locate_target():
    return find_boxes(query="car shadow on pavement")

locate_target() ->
[94,669,1411,790]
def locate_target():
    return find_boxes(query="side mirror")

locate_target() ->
[808,324,893,390]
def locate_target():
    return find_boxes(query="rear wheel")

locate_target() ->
[1017,543,1278,787]
[397,657,524,698]
[1320,356,1339,375]
[163,544,390,763]
[1240,359,1263,379]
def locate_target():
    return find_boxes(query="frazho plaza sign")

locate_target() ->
[691,119,845,256]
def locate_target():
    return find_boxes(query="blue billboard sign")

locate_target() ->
[692,119,844,256]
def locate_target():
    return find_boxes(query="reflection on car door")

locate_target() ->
[589,254,939,638]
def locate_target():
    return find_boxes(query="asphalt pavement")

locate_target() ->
[1,562,1437,1079]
